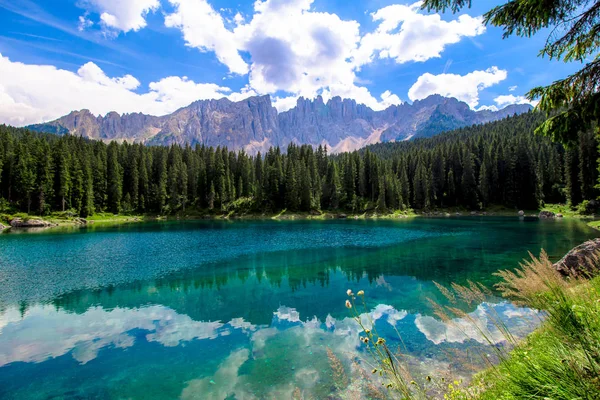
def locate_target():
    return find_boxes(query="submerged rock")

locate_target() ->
[9,218,57,228]
[554,238,600,278]
[539,211,556,219]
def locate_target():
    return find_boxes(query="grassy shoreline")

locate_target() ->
[2,203,599,232]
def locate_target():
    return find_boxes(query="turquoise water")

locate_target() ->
[0,217,596,399]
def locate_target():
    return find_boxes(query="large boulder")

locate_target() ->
[9,218,57,228]
[539,210,556,219]
[554,238,600,278]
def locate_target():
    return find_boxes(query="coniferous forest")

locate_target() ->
[0,111,598,217]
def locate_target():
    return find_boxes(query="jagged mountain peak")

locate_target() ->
[28,94,532,153]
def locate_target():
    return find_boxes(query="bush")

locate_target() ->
[577,200,600,215]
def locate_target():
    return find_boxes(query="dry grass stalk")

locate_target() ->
[494,250,577,307]
[327,347,349,392]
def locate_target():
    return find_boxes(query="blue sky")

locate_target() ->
[0,0,581,126]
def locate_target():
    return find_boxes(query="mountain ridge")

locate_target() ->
[27,94,532,153]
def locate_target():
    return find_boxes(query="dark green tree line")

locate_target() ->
[0,111,597,217]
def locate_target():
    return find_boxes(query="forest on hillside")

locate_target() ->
[0,111,598,217]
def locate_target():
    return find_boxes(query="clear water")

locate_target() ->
[0,217,596,399]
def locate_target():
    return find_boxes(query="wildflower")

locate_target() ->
[426,376,432,382]
[376,338,386,345]
[357,290,364,296]
[372,368,377,374]
[345,300,352,309]
[410,381,416,385]
[346,289,353,296]
[386,383,393,388]
[364,337,370,343]
[364,329,371,334]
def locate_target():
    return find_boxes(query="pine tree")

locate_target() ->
[461,150,478,209]
[35,140,54,215]
[55,140,71,212]
[284,159,299,211]
[106,142,122,213]
[479,152,491,208]
[15,142,36,213]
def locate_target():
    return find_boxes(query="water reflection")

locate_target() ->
[0,300,539,399]
[1,218,594,307]
[0,218,595,399]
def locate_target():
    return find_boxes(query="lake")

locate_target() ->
[0,217,596,399]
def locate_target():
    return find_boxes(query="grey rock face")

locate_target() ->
[554,238,600,278]
[28,95,533,154]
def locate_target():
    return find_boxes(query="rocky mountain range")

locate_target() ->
[28,94,532,154]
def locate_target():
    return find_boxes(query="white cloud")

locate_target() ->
[164,0,248,75]
[475,105,499,112]
[273,95,301,112]
[233,12,244,24]
[353,2,485,67]
[0,54,251,126]
[164,0,486,112]
[494,94,538,107]
[408,66,508,108]
[78,15,93,31]
[4,0,490,125]
[0,304,235,366]
[79,0,160,33]
[414,302,540,345]
[508,85,518,92]
[181,349,251,400]
[380,90,403,108]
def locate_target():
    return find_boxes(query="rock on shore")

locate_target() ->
[9,218,57,228]
[539,211,556,219]
[554,238,600,278]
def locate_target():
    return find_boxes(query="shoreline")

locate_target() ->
[2,206,598,233]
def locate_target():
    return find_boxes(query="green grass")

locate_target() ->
[86,213,146,224]
[588,220,600,230]
[471,276,600,399]
[540,203,582,218]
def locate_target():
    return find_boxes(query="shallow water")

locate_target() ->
[0,217,596,399]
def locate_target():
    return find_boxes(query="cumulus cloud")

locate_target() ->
[164,0,248,75]
[415,302,540,345]
[380,90,403,108]
[78,15,94,31]
[0,54,254,126]
[494,94,538,107]
[181,349,251,400]
[4,0,491,124]
[166,0,476,111]
[78,0,160,33]
[0,304,241,366]
[475,105,499,112]
[353,2,485,67]
[408,66,508,108]
[508,85,518,92]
